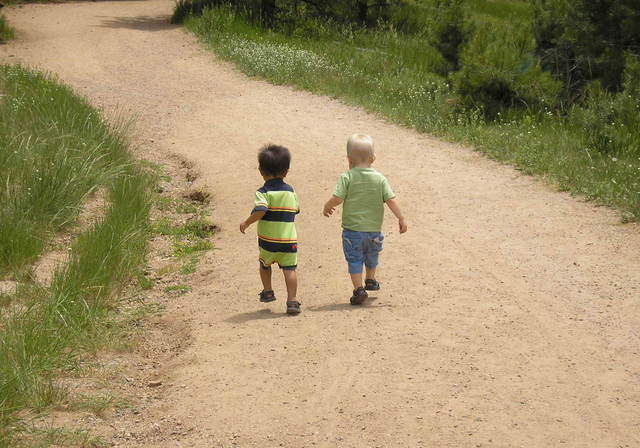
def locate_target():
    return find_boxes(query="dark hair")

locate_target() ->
[258,144,291,177]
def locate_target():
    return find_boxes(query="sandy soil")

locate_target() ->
[2,1,640,446]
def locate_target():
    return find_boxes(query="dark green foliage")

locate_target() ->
[425,0,470,74]
[452,21,560,118]
[467,0,532,21]
[173,0,410,31]
[172,0,225,24]
[533,0,640,100]
[172,0,276,25]
[303,0,405,27]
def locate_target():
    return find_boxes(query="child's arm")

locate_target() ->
[239,210,266,233]
[323,195,344,217]
[242,190,269,233]
[385,198,408,233]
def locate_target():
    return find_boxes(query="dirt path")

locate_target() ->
[2,1,640,446]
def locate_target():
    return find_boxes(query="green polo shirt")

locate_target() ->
[333,167,395,232]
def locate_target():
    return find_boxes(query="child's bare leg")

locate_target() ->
[283,269,297,301]
[260,265,272,291]
[365,266,376,281]
[350,273,363,289]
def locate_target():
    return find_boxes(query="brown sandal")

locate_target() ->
[259,290,276,303]
[350,287,368,305]
[286,300,301,315]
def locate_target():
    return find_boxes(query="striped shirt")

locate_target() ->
[253,178,299,253]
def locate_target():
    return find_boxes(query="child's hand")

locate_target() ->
[398,218,408,234]
[323,204,335,217]
[323,196,343,217]
[239,221,248,234]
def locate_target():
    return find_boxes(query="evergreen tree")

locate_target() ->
[534,0,640,100]
[426,0,469,74]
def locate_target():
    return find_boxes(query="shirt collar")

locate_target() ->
[264,178,286,188]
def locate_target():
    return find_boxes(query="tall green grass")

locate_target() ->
[184,5,639,221]
[0,66,132,276]
[0,66,152,446]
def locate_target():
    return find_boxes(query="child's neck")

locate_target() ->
[263,175,284,181]
[350,162,372,169]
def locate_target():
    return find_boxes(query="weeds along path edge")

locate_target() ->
[0,65,152,446]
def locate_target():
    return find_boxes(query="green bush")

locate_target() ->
[386,2,428,34]
[452,20,561,119]
[172,0,221,24]
[467,0,532,22]
[568,53,640,156]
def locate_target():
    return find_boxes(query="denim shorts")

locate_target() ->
[342,229,384,274]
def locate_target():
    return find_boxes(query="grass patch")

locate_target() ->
[66,393,128,417]
[0,65,152,446]
[155,196,200,214]
[153,217,216,239]
[163,284,192,295]
[179,255,199,275]
[136,271,155,290]
[18,427,107,448]
[182,4,640,221]
[0,15,13,42]
[173,239,213,257]
[152,200,216,276]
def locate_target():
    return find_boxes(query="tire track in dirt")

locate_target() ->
[1,1,639,446]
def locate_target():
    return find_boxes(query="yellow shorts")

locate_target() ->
[259,248,297,270]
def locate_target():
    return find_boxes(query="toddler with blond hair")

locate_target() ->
[323,134,407,305]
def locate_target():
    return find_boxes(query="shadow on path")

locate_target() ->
[224,308,291,324]
[307,296,395,312]
[97,15,176,31]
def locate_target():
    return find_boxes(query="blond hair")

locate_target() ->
[347,134,375,164]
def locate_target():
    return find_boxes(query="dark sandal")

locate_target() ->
[350,287,368,305]
[364,279,380,291]
[286,300,301,315]
[259,290,276,303]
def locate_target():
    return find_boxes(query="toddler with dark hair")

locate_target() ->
[240,144,301,315]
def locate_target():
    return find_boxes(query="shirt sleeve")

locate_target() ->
[252,190,268,213]
[333,172,350,199]
[295,192,301,214]
[381,176,396,201]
